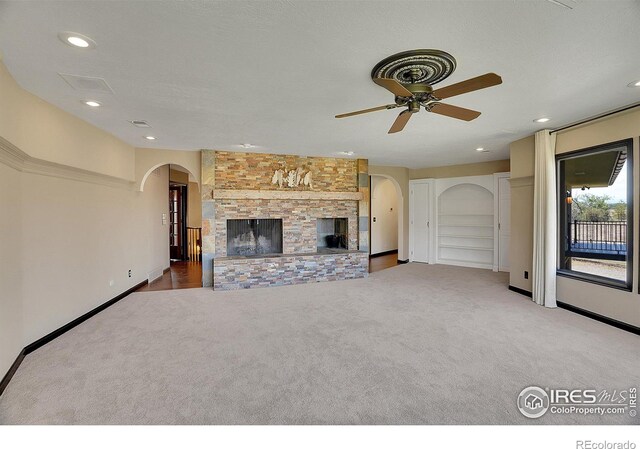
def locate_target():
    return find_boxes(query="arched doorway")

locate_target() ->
[138,163,203,291]
[369,174,403,272]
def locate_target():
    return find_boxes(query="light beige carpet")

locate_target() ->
[0,263,637,424]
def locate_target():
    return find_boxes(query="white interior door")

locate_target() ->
[410,182,430,263]
[498,177,511,271]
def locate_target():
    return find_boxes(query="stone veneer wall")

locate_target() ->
[213,252,369,290]
[214,199,358,256]
[200,150,368,288]
[213,151,358,192]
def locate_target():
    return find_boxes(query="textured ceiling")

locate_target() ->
[0,0,639,168]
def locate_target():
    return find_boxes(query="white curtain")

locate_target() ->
[532,129,557,308]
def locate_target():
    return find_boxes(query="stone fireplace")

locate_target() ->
[200,150,370,289]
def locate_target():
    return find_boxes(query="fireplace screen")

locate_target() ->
[227,219,283,256]
[317,218,348,251]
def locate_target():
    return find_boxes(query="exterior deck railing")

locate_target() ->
[568,220,627,259]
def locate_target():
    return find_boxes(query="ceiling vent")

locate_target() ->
[58,73,115,94]
[129,120,151,128]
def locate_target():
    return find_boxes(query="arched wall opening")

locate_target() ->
[370,175,400,256]
[368,173,404,260]
[138,163,203,290]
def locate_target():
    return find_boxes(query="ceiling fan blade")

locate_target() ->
[431,73,502,100]
[388,110,413,134]
[373,78,414,97]
[429,103,481,121]
[335,104,398,118]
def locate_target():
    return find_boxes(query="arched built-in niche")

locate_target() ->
[437,182,494,269]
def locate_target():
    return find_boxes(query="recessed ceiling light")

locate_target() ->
[338,151,355,156]
[84,100,101,107]
[534,117,550,123]
[144,136,156,141]
[58,32,96,49]
[68,36,89,47]
[475,147,484,152]
[627,80,640,88]
[241,143,256,149]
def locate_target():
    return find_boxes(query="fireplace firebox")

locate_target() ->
[227,219,283,256]
[317,218,348,252]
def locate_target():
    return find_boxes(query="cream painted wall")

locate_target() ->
[368,165,409,260]
[409,159,510,179]
[0,163,23,378]
[19,166,170,344]
[371,176,398,254]
[169,168,189,184]
[0,61,134,180]
[188,182,202,229]
[0,62,171,381]
[508,136,535,292]
[509,136,535,179]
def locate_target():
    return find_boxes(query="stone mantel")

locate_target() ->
[213,189,363,201]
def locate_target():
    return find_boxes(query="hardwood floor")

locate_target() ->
[138,261,203,291]
[369,251,399,273]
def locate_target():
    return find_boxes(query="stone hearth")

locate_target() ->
[213,251,368,290]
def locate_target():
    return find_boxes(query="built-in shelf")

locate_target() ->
[439,234,494,239]
[438,224,494,228]
[437,181,495,270]
[439,244,493,251]
[439,214,493,217]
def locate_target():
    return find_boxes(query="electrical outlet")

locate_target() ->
[524,271,529,279]
[128,269,132,278]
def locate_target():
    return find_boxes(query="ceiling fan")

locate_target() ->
[335,49,503,134]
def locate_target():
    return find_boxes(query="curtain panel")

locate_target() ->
[532,129,557,308]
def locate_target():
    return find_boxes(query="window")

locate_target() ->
[557,139,633,290]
